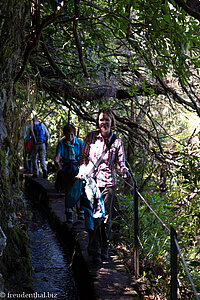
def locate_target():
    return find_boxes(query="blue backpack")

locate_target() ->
[33,123,46,143]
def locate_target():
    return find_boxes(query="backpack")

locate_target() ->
[33,123,46,143]
[65,178,83,208]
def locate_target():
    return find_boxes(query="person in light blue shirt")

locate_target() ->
[54,124,84,222]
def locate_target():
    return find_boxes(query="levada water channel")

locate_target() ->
[26,196,79,300]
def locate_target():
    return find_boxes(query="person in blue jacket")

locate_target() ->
[28,116,50,178]
[54,124,84,222]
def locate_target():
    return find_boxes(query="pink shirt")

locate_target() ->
[79,130,128,187]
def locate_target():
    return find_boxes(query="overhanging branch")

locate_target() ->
[172,0,200,22]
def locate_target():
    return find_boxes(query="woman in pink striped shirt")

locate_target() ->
[78,108,129,263]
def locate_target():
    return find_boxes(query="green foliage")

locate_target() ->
[115,182,200,297]
[170,150,200,191]
[36,0,200,90]
[9,0,200,296]
[116,190,172,260]
[2,225,33,292]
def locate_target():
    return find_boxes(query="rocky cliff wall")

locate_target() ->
[0,0,33,294]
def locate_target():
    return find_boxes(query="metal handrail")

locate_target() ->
[117,175,199,300]
[174,237,199,300]
[137,189,170,234]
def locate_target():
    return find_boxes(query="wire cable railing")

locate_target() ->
[137,190,170,234]
[174,237,199,300]
[117,174,200,300]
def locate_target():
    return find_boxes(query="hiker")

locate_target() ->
[54,124,84,223]
[23,124,32,174]
[77,108,129,263]
[29,116,50,178]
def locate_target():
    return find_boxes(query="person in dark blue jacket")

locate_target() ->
[28,117,50,178]
[54,124,84,222]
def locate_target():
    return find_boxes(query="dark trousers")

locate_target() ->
[55,169,83,216]
[88,185,115,256]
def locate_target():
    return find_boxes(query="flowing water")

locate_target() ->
[28,203,79,300]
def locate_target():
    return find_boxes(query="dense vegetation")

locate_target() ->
[1,0,200,298]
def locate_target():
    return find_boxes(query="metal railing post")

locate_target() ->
[133,182,139,278]
[171,226,178,300]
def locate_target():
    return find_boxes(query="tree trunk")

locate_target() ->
[0,0,33,292]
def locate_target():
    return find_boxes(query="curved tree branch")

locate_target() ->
[172,0,200,22]
[73,0,89,77]
[15,0,68,83]
[41,37,66,79]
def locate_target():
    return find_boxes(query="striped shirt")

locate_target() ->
[79,130,128,187]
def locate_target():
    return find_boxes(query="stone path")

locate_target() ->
[24,174,139,299]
